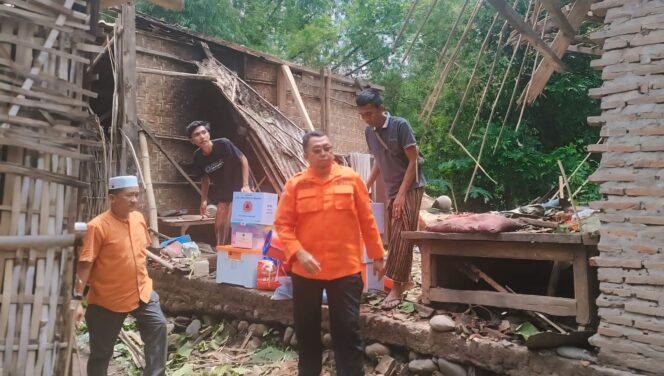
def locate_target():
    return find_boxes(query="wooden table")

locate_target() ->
[158,215,215,236]
[403,231,599,325]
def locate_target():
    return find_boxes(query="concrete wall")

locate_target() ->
[586,0,664,374]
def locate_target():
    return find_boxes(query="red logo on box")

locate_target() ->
[243,200,253,212]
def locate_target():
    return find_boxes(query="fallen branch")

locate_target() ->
[119,329,145,368]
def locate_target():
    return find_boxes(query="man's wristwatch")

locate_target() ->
[72,291,84,301]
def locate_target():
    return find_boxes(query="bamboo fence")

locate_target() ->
[0,0,96,374]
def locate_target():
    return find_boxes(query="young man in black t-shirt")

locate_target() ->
[187,120,251,245]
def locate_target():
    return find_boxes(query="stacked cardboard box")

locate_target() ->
[216,192,278,288]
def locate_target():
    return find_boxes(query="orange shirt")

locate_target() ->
[275,163,384,280]
[80,210,153,312]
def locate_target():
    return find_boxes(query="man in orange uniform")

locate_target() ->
[275,131,385,376]
[74,176,167,376]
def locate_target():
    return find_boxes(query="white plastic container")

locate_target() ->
[215,245,262,288]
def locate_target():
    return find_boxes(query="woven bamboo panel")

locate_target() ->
[0,1,95,375]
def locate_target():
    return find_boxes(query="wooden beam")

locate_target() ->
[525,0,594,103]
[429,287,578,317]
[136,67,217,80]
[567,44,603,56]
[540,0,576,38]
[276,67,287,110]
[485,0,567,71]
[120,4,139,175]
[137,120,202,196]
[280,64,315,131]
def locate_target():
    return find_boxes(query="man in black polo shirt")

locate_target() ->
[356,89,426,309]
[187,120,251,245]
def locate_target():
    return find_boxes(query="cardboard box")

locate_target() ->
[371,202,385,234]
[231,192,278,226]
[361,203,387,263]
[360,262,384,292]
[231,224,273,249]
[216,245,263,288]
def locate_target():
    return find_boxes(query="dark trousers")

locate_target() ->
[85,291,168,376]
[292,273,364,376]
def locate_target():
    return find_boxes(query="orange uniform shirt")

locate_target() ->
[275,163,384,280]
[80,210,153,312]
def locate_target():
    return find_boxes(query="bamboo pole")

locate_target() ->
[448,11,500,135]
[422,0,484,125]
[392,0,420,52]
[466,20,508,138]
[0,235,76,250]
[139,131,159,248]
[401,0,439,64]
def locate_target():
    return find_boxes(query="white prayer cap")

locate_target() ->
[109,175,138,190]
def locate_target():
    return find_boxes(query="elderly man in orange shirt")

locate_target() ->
[74,176,167,376]
[275,131,385,376]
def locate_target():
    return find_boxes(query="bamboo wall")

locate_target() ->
[0,1,96,374]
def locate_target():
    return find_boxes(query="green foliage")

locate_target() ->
[135,0,602,210]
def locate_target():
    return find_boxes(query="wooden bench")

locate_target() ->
[402,231,599,325]
[158,215,215,236]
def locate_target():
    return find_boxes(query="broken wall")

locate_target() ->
[132,20,369,214]
[587,0,664,374]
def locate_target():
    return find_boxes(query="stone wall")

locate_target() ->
[586,0,664,374]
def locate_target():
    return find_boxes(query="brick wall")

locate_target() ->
[587,0,664,374]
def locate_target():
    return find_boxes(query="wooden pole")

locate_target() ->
[136,120,202,196]
[484,0,567,71]
[324,68,331,133]
[320,67,327,131]
[524,0,593,103]
[139,131,160,248]
[280,65,315,131]
[120,4,139,174]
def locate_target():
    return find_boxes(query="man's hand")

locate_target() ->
[373,258,385,280]
[71,300,85,327]
[241,185,252,193]
[392,192,406,219]
[200,200,208,218]
[295,249,322,275]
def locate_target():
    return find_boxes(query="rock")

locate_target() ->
[556,346,597,362]
[429,315,456,332]
[433,195,452,211]
[322,333,333,349]
[237,320,249,332]
[437,358,467,376]
[185,319,201,337]
[249,323,269,337]
[166,323,175,335]
[408,359,438,374]
[290,333,298,347]
[247,336,262,350]
[283,327,294,345]
[365,343,391,360]
[375,355,397,375]
[414,303,435,319]
[409,351,419,361]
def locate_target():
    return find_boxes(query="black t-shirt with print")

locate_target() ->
[193,138,244,203]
